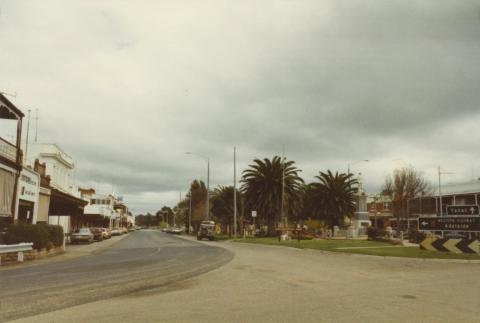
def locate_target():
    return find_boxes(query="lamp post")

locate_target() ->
[188,189,192,234]
[233,146,237,239]
[186,152,210,220]
[438,166,454,217]
[347,159,369,175]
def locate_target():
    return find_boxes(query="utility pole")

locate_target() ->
[233,146,237,239]
[34,108,39,143]
[189,189,192,234]
[24,109,31,165]
[206,158,210,220]
[281,145,285,229]
[438,166,443,217]
[438,166,454,217]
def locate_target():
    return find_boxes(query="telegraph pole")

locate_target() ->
[34,108,39,142]
[24,109,31,164]
[233,146,237,239]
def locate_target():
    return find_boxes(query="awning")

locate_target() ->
[49,188,87,216]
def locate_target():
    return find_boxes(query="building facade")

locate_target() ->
[13,166,40,224]
[0,93,24,229]
[28,143,86,234]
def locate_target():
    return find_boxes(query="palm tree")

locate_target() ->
[304,170,358,228]
[241,156,304,236]
[210,185,243,237]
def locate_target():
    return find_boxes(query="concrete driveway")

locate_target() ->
[11,237,480,323]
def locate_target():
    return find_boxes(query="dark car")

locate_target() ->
[90,227,104,241]
[70,228,94,244]
[197,220,215,241]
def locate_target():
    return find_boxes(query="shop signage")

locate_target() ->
[418,216,480,232]
[18,168,39,202]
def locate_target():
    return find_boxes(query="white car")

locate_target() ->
[111,228,121,236]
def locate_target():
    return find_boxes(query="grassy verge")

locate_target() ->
[233,237,480,260]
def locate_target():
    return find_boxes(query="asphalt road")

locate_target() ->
[12,238,480,323]
[0,230,233,322]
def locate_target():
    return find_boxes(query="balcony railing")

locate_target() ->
[0,137,17,163]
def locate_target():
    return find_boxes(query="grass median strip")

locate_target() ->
[233,237,480,260]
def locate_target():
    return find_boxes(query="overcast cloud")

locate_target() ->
[1,0,480,214]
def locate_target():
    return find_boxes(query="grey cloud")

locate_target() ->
[1,0,479,212]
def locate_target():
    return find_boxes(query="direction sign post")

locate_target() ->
[418,216,480,232]
[446,205,479,216]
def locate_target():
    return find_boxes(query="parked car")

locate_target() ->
[71,228,94,244]
[197,220,216,241]
[111,228,121,236]
[101,228,111,239]
[90,227,104,241]
[170,226,183,234]
[121,227,128,234]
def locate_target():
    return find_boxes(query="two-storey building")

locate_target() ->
[28,143,87,234]
[0,93,24,229]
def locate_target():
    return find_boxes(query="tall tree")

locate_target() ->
[241,156,304,236]
[382,167,431,228]
[304,171,358,228]
[184,180,208,231]
[210,185,243,237]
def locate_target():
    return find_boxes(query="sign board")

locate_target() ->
[420,237,479,254]
[18,167,40,203]
[418,216,480,232]
[251,211,257,218]
[446,205,479,216]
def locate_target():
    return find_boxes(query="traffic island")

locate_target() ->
[233,237,480,260]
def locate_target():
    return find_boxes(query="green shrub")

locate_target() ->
[367,227,388,241]
[5,223,50,250]
[39,224,64,247]
[408,229,426,244]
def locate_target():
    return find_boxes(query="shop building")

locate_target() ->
[0,93,24,229]
[14,166,40,224]
[33,159,52,224]
[27,143,86,234]
[82,191,116,228]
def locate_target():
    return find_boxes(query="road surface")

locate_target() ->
[10,237,480,323]
[0,230,232,322]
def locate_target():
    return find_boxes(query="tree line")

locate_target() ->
[137,156,429,236]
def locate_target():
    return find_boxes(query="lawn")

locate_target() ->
[233,237,480,260]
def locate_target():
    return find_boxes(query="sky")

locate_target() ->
[1,0,480,214]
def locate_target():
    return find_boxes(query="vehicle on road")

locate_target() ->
[170,226,183,234]
[90,227,104,241]
[101,228,111,239]
[121,227,128,234]
[111,228,121,236]
[197,220,216,241]
[70,228,94,244]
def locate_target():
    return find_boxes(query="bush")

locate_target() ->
[5,223,50,250]
[4,223,63,250]
[39,223,64,247]
[408,229,426,244]
[367,227,387,241]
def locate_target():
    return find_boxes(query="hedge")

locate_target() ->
[4,223,64,250]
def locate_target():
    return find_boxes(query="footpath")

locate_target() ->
[0,233,130,270]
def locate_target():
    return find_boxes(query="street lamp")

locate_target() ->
[438,166,454,217]
[347,159,369,175]
[186,152,210,220]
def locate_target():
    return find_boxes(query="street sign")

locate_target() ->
[251,211,257,218]
[418,216,480,232]
[420,237,479,254]
[446,205,479,216]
